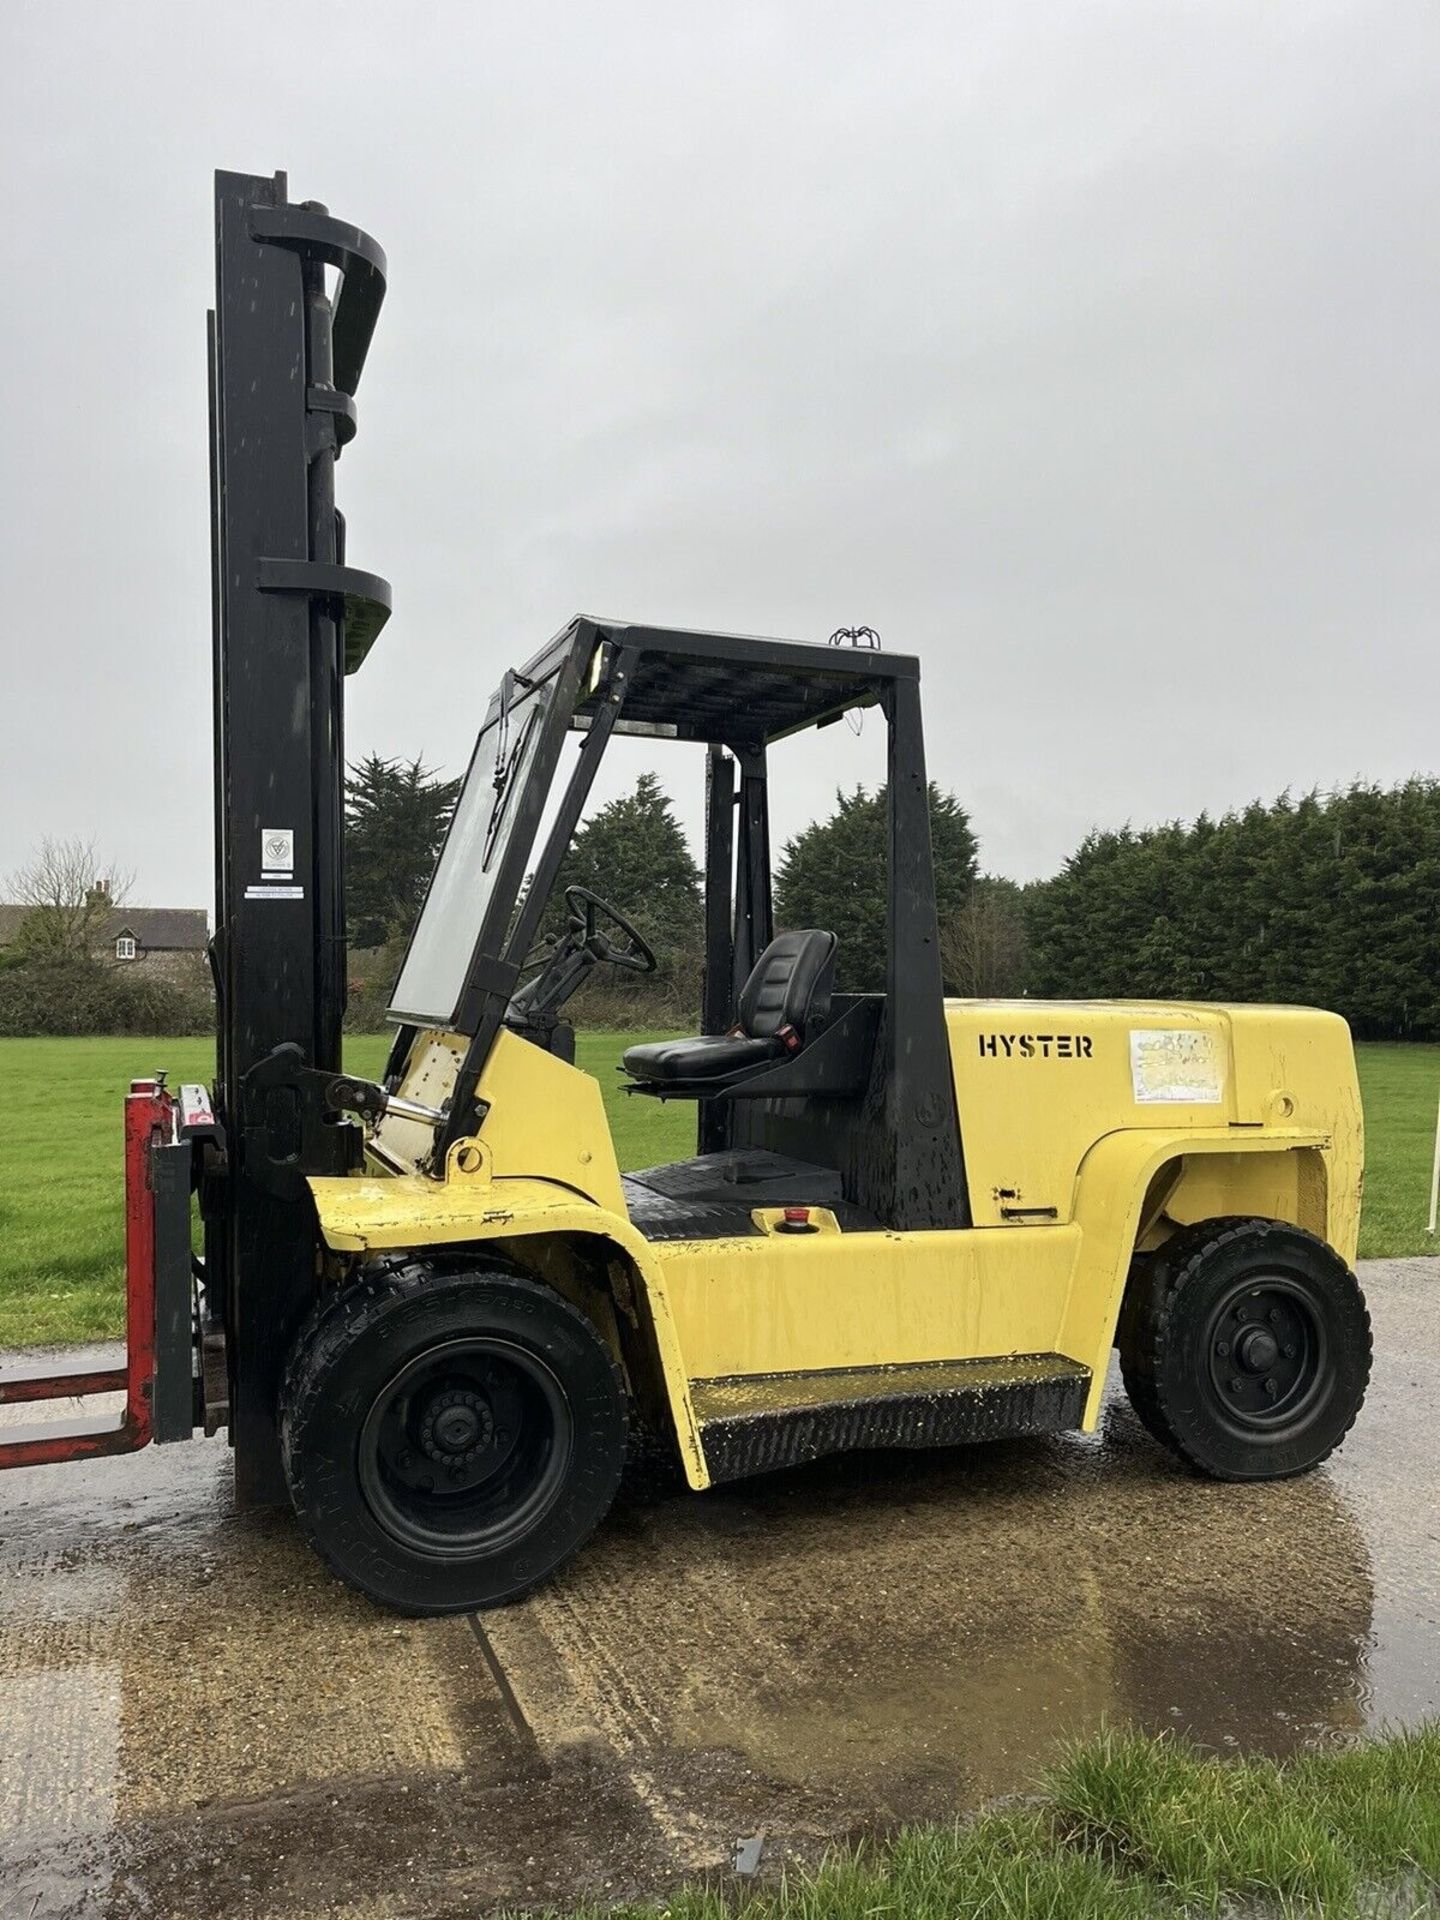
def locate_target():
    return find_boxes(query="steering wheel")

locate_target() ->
[565,885,657,975]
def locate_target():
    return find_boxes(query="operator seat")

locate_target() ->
[622,930,837,1085]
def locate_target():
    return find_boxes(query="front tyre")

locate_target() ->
[280,1263,628,1614]
[1118,1217,1371,1481]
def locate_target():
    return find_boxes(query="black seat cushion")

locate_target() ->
[623,929,837,1086]
[621,1031,783,1084]
[737,928,837,1038]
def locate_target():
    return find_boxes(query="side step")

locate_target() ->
[691,1354,1091,1485]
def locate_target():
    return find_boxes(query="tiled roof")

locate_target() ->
[104,909,209,951]
[0,905,209,950]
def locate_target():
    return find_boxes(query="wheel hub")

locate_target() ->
[1208,1279,1321,1429]
[420,1388,494,1466]
[1236,1325,1280,1374]
[358,1335,575,1561]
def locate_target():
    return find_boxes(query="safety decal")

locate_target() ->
[261,827,295,876]
[1129,1028,1224,1105]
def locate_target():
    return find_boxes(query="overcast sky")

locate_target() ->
[2,0,1437,910]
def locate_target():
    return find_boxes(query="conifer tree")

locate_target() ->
[1023,778,1440,1039]
[345,755,462,949]
[774,784,977,992]
[545,773,702,977]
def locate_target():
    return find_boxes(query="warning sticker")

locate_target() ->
[261,827,295,876]
[1129,1029,1225,1105]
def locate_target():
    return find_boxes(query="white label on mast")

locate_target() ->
[261,827,295,876]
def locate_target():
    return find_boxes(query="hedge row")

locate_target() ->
[0,957,213,1038]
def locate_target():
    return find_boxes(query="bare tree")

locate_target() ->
[7,838,133,962]
[940,876,1029,999]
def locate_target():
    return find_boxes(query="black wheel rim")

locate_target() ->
[1203,1273,1326,1437]
[358,1338,573,1558]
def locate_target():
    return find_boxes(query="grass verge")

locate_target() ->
[0,1037,1434,1349]
[533,1723,1439,1919]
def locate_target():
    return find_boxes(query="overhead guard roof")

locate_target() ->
[553,617,918,746]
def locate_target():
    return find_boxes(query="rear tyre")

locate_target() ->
[1117,1217,1371,1481]
[280,1262,628,1613]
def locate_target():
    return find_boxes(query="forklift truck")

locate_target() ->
[0,172,1372,1614]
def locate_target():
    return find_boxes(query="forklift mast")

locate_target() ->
[208,170,391,1503]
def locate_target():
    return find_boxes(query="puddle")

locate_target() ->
[499,1402,1385,1831]
[0,1261,1436,1917]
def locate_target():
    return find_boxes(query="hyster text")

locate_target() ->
[977,1033,1094,1059]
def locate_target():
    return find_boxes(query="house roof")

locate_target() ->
[105,909,209,950]
[0,905,209,950]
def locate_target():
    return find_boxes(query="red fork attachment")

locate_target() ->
[0,1081,177,1469]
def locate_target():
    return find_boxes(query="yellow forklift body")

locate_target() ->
[308,1006,1362,1491]
[945,999,1363,1256]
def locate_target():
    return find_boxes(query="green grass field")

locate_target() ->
[1352,1042,1440,1256]
[542,1723,1439,1920]
[0,1036,1433,1349]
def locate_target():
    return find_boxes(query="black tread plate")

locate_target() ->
[691,1354,1091,1483]
[623,1150,880,1242]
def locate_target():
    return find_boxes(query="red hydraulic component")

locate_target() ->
[0,1080,175,1468]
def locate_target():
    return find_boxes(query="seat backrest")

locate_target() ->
[737,930,837,1041]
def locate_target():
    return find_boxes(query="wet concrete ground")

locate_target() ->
[1,1257,1437,1920]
